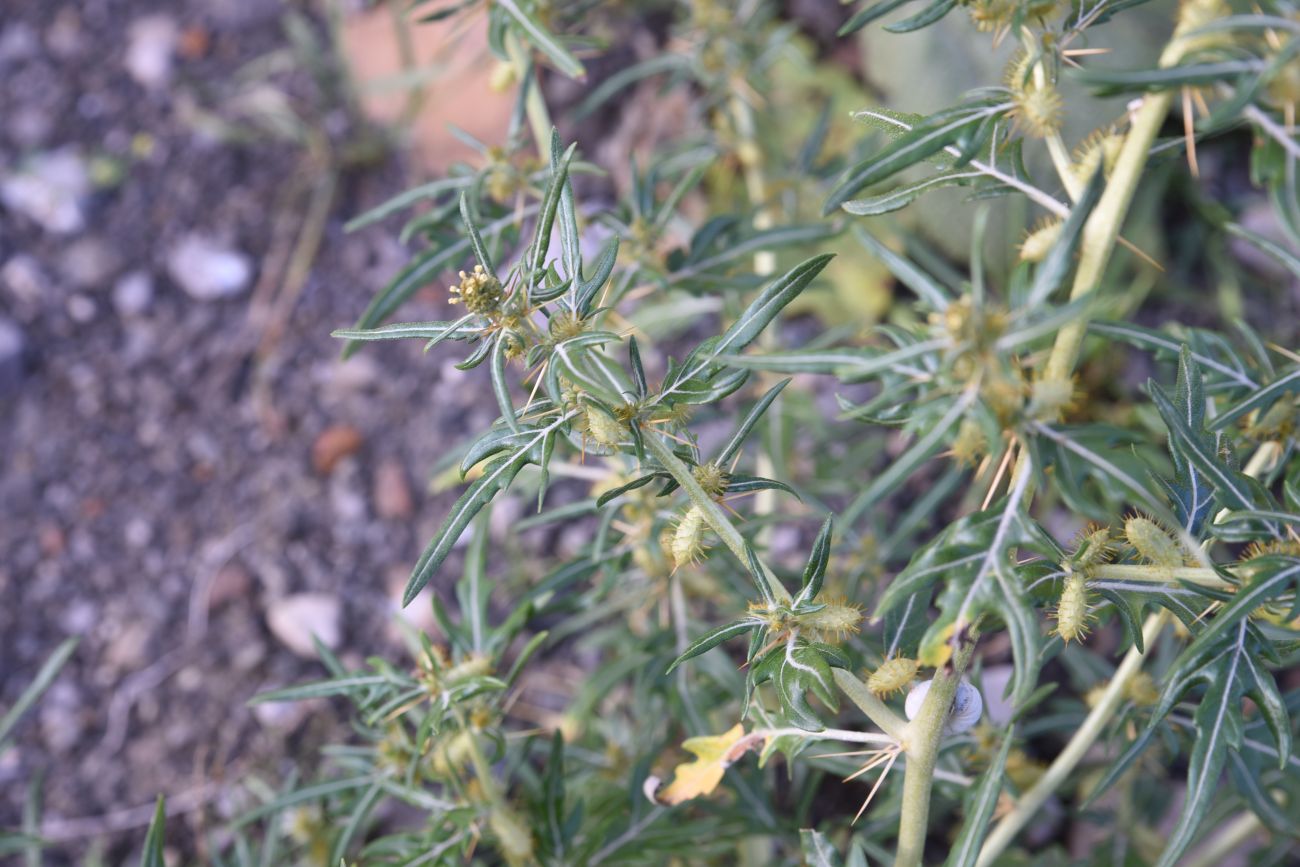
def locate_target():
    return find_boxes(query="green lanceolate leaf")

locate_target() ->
[714,378,790,466]
[744,543,778,607]
[139,797,166,867]
[838,0,915,36]
[884,0,956,33]
[250,675,394,704]
[794,516,834,606]
[576,235,619,315]
[491,336,521,434]
[459,192,498,281]
[1154,621,1251,867]
[825,103,1004,214]
[1088,321,1258,389]
[551,130,582,283]
[0,637,78,751]
[1075,59,1266,96]
[666,620,758,673]
[660,254,834,400]
[843,168,983,217]
[1211,364,1300,431]
[404,434,546,605]
[496,0,585,78]
[1150,379,1261,512]
[332,317,478,346]
[529,140,579,292]
[851,224,950,310]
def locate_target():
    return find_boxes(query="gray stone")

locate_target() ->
[0,148,90,234]
[167,234,252,300]
[266,592,341,659]
[125,16,178,91]
[61,237,121,289]
[112,271,154,317]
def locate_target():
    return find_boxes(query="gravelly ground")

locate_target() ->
[0,1,518,861]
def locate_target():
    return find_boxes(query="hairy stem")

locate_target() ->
[894,663,964,867]
[832,669,909,743]
[643,432,790,602]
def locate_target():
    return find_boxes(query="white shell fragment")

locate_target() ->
[904,679,984,735]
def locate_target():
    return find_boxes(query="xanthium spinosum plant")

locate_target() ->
[266,0,1300,864]
[6,0,1297,865]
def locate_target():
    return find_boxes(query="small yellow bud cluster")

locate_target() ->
[548,310,588,342]
[1084,672,1160,708]
[692,462,729,498]
[488,804,536,867]
[1027,374,1079,422]
[449,264,504,316]
[967,0,1018,34]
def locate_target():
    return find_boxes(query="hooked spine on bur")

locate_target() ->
[1124,513,1186,570]
[1055,572,1093,643]
[671,505,709,569]
[867,657,920,698]
[796,597,863,643]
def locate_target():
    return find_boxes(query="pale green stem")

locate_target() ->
[643,433,790,603]
[894,662,965,867]
[976,611,1169,866]
[1089,563,1231,586]
[832,669,909,743]
[761,725,899,746]
[1009,34,1188,493]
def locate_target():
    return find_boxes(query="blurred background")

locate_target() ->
[2,1,1297,864]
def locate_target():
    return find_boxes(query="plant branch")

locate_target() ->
[976,611,1169,866]
[1010,33,1189,494]
[643,432,790,603]
[895,639,976,867]
[832,669,910,742]
[1088,563,1231,586]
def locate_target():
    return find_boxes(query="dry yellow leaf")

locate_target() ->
[659,724,750,806]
